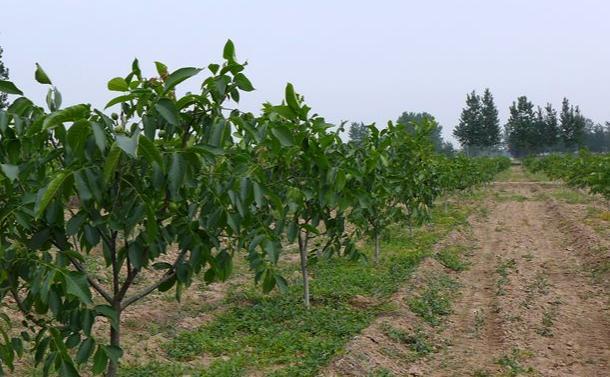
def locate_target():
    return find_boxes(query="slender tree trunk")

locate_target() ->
[298,231,310,308]
[374,232,381,263]
[106,302,121,377]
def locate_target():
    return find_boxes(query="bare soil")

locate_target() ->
[325,168,610,377]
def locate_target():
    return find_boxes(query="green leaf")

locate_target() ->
[35,63,52,85]
[223,39,236,61]
[208,119,226,147]
[107,77,129,92]
[0,80,24,95]
[253,181,265,207]
[59,359,79,377]
[66,120,91,155]
[0,164,19,183]
[102,143,122,185]
[168,153,185,200]
[43,104,90,130]
[116,134,138,157]
[91,122,107,152]
[234,73,254,91]
[287,221,298,243]
[75,338,95,365]
[155,98,179,126]
[138,135,163,167]
[285,83,300,112]
[271,126,293,147]
[105,94,135,109]
[163,67,202,93]
[46,87,62,111]
[102,345,123,364]
[64,271,92,304]
[0,110,8,132]
[74,172,92,201]
[275,275,288,293]
[36,171,72,218]
[94,305,118,330]
[91,348,108,375]
[155,61,169,78]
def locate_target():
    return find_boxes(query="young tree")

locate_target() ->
[246,84,354,308]
[0,41,268,377]
[0,45,9,109]
[480,88,500,148]
[453,91,483,153]
[505,96,537,157]
[348,121,369,145]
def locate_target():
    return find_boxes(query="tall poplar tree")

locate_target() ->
[480,88,500,147]
[541,103,559,151]
[505,96,537,156]
[559,97,586,150]
[348,122,369,145]
[453,91,483,150]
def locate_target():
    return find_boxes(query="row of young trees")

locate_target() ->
[0,41,509,376]
[524,152,610,200]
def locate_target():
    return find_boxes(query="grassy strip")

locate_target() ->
[120,203,473,377]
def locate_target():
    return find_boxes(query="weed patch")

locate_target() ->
[408,273,459,326]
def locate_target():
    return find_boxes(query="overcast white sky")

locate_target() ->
[2,1,610,144]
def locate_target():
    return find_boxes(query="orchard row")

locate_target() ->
[0,41,509,376]
[524,152,610,200]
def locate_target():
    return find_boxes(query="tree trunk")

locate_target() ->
[106,303,121,377]
[374,232,381,263]
[298,231,310,308]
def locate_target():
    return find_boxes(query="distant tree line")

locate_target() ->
[504,96,608,156]
[452,88,609,157]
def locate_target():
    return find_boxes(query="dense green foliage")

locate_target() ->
[524,152,610,200]
[0,41,509,376]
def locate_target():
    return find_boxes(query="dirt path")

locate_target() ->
[417,183,610,376]
[326,171,610,377]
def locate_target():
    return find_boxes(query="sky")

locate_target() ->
[2,0,610,145]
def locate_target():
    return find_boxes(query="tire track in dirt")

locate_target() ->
[416,183,610,376]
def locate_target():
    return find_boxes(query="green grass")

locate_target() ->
[494,166,548,182]
[120,204,472,377]
[407,273,459,326]
[496,348,536,376]
[381,324,433,356]
[495,258,517,296]
[436,245,468,271]
[551,188,591,204]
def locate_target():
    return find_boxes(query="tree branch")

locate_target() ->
[120,248,188,310]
